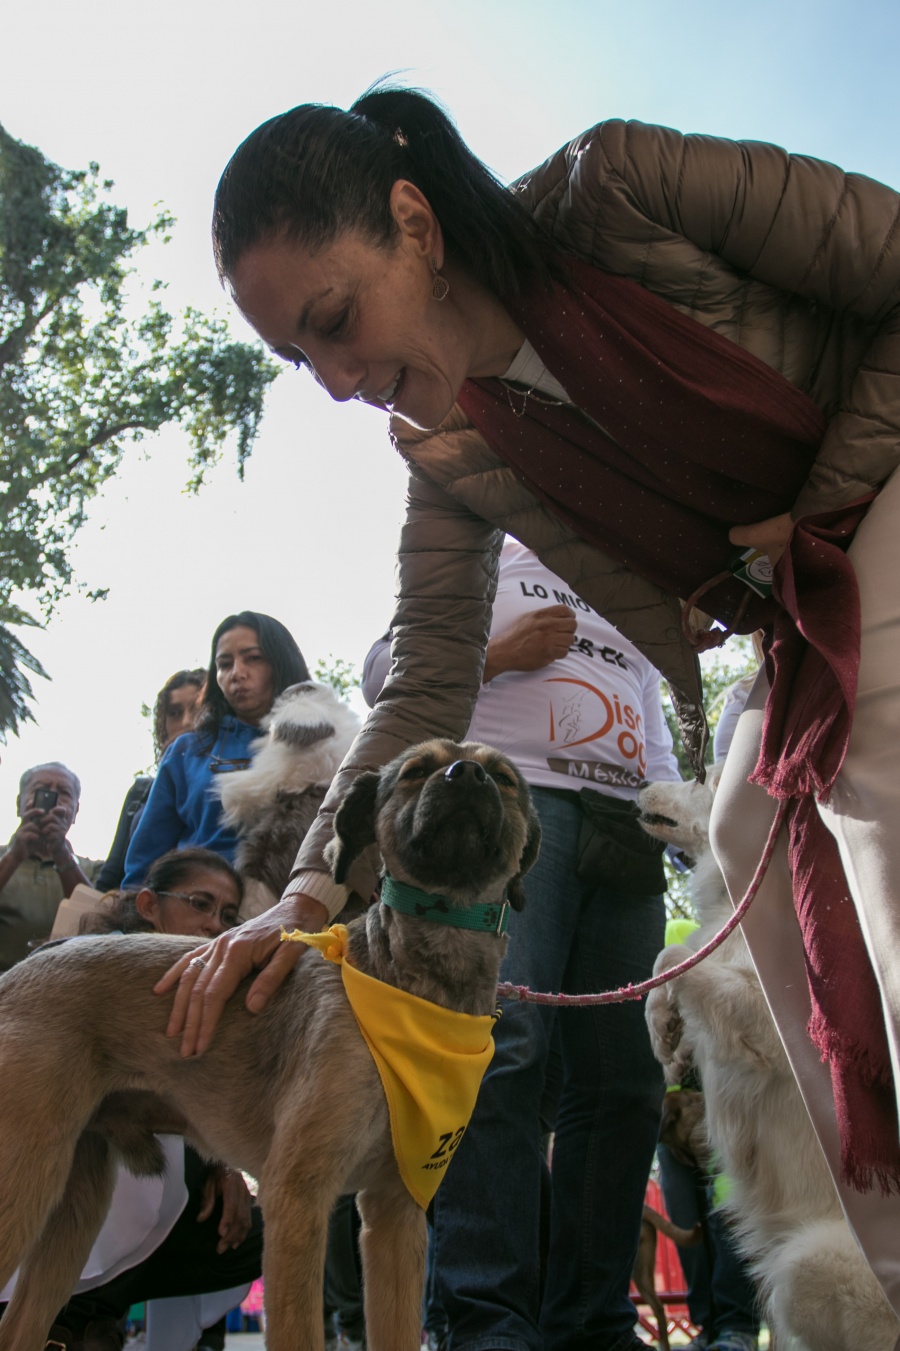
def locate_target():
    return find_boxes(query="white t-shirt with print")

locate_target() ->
[466,539,681,799]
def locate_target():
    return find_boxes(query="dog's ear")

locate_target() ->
[325,771,381,884]
[506,806,542,911]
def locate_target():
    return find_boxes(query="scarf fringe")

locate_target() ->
[809,1012,895,1091]
[840,1157,900,1199]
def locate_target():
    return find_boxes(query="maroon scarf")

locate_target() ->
[753,504,900,1193]
[458,257,825,630]
[456,257,900,1191]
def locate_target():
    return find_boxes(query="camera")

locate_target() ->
[32,788,59,813]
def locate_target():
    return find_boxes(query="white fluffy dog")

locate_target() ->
[639,771,899,1351]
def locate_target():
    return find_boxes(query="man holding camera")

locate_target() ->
[0,763,98,973]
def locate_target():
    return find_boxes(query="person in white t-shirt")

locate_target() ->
[362,538,681,1351]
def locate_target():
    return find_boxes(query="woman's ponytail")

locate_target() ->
[214,82,562,305]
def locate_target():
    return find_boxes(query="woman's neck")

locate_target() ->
[445,263,525,379]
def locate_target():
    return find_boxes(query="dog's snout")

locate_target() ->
[444,759,487,785]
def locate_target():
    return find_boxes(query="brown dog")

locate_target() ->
[659,1088,709,1173]
[0,739,540,1351]
[632,1205,703,1351]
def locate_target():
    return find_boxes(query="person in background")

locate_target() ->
[121,612,308,890]
[364,538,681,1351]
[0,763,98,974]
[96,670,206,893]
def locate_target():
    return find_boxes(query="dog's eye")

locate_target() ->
[400,764,429,782]
[491,770,516,788]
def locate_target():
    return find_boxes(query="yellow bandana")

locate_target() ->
[282,925,496,1206]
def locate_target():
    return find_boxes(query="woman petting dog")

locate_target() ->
[158,85,900,1346]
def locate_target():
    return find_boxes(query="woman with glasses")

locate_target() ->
[94,846,244,940]
[121,611,308,893]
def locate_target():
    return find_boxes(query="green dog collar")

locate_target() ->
[380,875,511,937]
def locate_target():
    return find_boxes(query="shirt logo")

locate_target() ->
[544,677,646,774]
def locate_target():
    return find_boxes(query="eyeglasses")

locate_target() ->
[155,892,242,928]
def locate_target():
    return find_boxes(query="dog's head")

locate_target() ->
[659,1088,709,1171]
[636,764,723,860]
[326,740,541,910]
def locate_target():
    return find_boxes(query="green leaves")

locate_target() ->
[0,122,278,740]
[0,608,48,740]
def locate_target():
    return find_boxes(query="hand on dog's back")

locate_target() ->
[155,891,328,1057]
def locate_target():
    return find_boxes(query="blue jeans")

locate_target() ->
[656,1144,761,1340]
[432,787,666,1351]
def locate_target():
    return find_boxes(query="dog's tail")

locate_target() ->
[642,1205,703,1248]
[761,1219,900,1350]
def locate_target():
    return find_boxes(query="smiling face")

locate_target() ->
[214,624,275,725]
[228,181,516,432]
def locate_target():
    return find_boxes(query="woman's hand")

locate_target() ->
[198,1165,254,1253]
[154,893,328,1058]
[728,512,794,566]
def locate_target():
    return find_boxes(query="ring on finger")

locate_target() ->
[188,956,207,972]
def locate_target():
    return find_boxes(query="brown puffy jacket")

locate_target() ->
[296,118,900,894]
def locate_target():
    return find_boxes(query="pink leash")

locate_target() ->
[496,800,787,1008]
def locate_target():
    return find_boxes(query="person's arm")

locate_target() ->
[641,670,683,784]
[121,756,183,890]
[158,468,502,1054]
[0,813,42,894]
[33,805,92,895]
[95,778,152,893]
[197,1165,254,1254]
[293,467,502,893]
[361,633,393,709]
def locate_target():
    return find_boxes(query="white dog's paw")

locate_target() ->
[647,943,694,1076]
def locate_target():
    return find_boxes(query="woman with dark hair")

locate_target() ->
[95,671,207,893]
[90,846,243,939]
[121,612,309,890]
[153,668,207,761]
[161,85,900,1345]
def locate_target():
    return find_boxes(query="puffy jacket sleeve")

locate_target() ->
[292,467,503,893]
[525,119,900,516]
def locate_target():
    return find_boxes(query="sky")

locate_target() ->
[3,0,900,856]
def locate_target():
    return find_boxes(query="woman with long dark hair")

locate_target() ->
[121,612,308,890]
[160,85,900,1342]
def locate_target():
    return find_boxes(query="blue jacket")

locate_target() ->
[121,718,263,889]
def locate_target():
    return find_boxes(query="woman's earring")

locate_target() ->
[431,258,450,302]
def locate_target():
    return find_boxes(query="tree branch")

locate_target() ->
[28,420,156,488]
[0,293,65,370]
